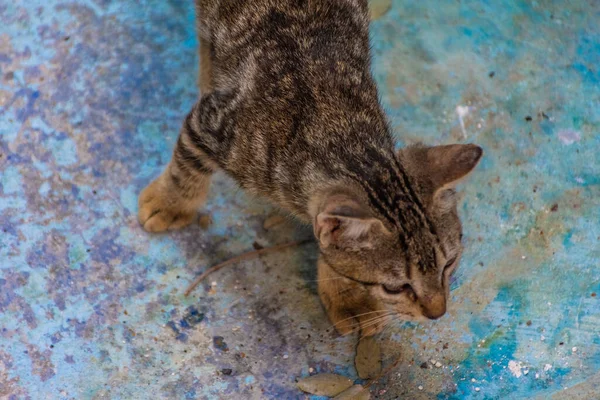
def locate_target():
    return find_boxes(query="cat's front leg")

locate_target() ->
[139,90,236,232]
[317,256,367,335]
[318,256,387,337]
[138,139,214,232]
[138,166,212,233]
[138,104,218,232]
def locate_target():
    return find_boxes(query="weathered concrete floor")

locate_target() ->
[1,0,599,399]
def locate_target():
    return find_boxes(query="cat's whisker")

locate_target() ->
[360,314,393,336]
[381,315,398,333]
[357,313,394,331]
[341,323,364,336]
[340,313,393,336]
[309,276,352,283]
[333,309,390,324]
[335,286,360,296]
[357,314,391,329]
[379,314,403,336]
[330,309,391,329]
[379,316,395,335]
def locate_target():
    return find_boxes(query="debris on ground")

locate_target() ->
[296,373,354,397]
[333,384,370,399]
[369,0,392,20]
[355,336,382,379]
[198,214,212,229]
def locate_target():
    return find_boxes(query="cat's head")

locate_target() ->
[312,144,482,327]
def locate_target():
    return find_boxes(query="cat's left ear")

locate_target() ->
[314,195,389,250]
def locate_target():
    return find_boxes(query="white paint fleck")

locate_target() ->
[283,354,289,359]
[541,335,545,341]
[475,387,481,392]
[508,360,523,378]
[456,105,470,139]
[575,176,585,184]
[572,347,578,352]
[544,364,552,371]
[557,129,581,145]
[309,367,314,373]
[471,378,477,382]
[418,385,423,390]
[435,361,442,368]
[523,369,529,375]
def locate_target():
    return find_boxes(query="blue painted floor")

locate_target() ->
[1,1,599,399]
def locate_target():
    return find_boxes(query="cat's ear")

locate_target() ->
[403,144,483,190]
[314,195,388,250]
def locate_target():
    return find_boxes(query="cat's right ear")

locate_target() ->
[313,195,388,250]
[401,144,483,190]
[425,144,483,189]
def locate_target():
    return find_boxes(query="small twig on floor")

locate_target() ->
[363,352,403,390]
[184,239,313,296]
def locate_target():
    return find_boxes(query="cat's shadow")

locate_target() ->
[171,201,319,296]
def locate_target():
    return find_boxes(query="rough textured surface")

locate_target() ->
[0,0,599,399]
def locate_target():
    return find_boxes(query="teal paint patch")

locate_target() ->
[47,136,79,166]
[1,166,22,195]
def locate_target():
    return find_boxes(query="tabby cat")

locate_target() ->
[138,0,482,336]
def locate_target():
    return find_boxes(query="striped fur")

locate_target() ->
[138,0,482,335]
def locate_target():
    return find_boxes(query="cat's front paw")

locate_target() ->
[138,177,197,233]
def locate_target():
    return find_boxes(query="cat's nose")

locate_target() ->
[420,294,446,320]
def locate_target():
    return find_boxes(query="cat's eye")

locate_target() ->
[383,283,412,295]
[444,256,458,272]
